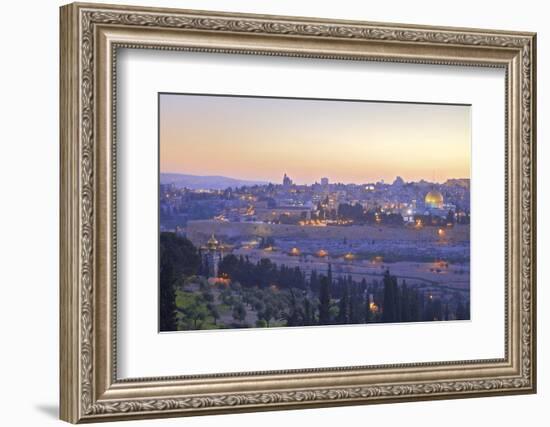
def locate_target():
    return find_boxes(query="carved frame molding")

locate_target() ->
[60,2,536,423]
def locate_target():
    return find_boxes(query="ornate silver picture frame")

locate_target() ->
[60,2,536,423]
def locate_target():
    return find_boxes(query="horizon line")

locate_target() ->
[160,171,470,186]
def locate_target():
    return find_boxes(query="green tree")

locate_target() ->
[349,283,363,323]
[409,288,420,321]
[159,232,201,331]
[309,270,319,293]
[303,297,315,326]
[202,290,214,303]
[159,244,177,331]
[337,281,350,324]
[444,303,450,321]
[319,275,331,325]
[456,299,469,320]
[256,319,268,328]
[232,303,247,324]
[256,258,275,288]
[160,232,201,276]
[400,280,410,322]
[218,254,239,279]
[183,300,209,329]
[208,303,220,325]
[258,302,276,327]
[382,270,398,323]
[283,289,302,326]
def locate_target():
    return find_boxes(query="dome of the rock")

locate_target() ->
[425,190,444,209]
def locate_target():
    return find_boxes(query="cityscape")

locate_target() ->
[158,93,471,332]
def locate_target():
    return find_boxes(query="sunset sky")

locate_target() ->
[159,93,470,185]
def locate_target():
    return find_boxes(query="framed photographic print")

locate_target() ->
[60,2,537,423]
[158,93,472,332]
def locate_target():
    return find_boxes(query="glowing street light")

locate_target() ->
[344,252,355,261]
[316,249,328,258]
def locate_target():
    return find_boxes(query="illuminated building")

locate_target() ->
[344,252,355,261]
[282,173,293,188]
[316,249,328,258]
[255,205,312,223]
[326,193,340,211]
[423,189,456,219]
[425,190,444,209]
[289,247,301,256]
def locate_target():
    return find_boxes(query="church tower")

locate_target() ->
[205,234,220,277]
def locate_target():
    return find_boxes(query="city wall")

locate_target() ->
[186,220,470,246]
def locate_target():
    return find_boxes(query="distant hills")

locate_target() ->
[160,173,269,190]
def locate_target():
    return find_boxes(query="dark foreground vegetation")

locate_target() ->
[160,233,470,331]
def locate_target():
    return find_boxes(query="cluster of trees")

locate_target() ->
[414,209,471,226]
[176,284,219,330]
[217,253,470,326]
[160,233,470,331]
[258,236,276,249]
[316,201,470,227]
[268,199,404,226]
[314,201,405,226]
[239,286,310,327]
[336,203,403,226]
[316,269,469,325]
[159,232,200,331]
[383,270,469,322]
[413,211,455,227]
[218,255,307,290]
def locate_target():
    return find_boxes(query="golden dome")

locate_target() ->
[207,234,219,249]
[425,190,444,208]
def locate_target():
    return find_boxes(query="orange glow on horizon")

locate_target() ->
[160,94,471,184]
